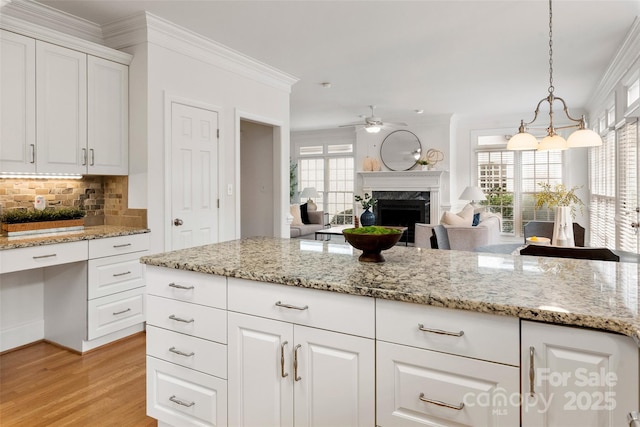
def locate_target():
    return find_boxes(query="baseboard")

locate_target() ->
[80,323,146,353]
[0,320,44,352]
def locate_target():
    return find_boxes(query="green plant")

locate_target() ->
[289,160,298,203]
[0,207,85,224]
[355,193,377,210]
[534,182,584,217]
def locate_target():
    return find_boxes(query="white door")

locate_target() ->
[36,40,86,174]
[228,312,294,427]
[0,30,36,173]
[171,102,219,250]
[521,320,639,427]
[294,325,375,427]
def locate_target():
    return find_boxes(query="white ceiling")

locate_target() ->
[35,0,640,131]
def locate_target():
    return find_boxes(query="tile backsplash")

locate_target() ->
[0,176,146,228]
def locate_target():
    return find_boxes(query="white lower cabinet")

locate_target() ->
[521,320,639,427]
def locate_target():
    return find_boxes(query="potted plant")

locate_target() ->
[1,207,86,236]
[354,193,377,226]
[533,182,584,246]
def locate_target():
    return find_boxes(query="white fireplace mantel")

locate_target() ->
[358,170,445,223]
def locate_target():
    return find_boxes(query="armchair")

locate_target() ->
[415,214,501,252]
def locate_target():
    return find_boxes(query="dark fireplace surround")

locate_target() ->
[372,191,430,243]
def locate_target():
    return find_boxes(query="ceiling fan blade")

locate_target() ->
[383,122,408,127]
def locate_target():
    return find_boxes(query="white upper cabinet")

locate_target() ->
[36,40,87,174]
[87,55,128,175]
[0,30,36,173]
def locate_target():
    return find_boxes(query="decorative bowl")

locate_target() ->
[342,226,404,263]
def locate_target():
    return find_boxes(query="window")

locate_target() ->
[628,77,640,108]
[477,150,514,233]
[617,120,638,252]
[589,129,616,248]
[296,140,354,225]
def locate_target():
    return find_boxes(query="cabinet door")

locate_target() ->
[522,320,639,427]
[36,41,86,174]
[87,55,128,175]
[1,30,36,173]
[294,325,375,427]
[228,312,294,427]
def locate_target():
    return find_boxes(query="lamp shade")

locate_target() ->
[506,132,538,150]
[459,186,486,202]
[300,187,319,199]
[538,134,568,151]
[566,129,603,148]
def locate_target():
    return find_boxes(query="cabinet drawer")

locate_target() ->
[88,252,145,299]
[88,233,149,259]
[147,325,227,379]
[147,356,227,427]
[147,266,226,309]
[0,240,87,274]
[377,341,519,427]
[376,299,519,366]
[228,278,375,338]
[147,294,226,344]
[87,287,145,340]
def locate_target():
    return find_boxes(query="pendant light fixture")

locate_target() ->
[507,0,602,151]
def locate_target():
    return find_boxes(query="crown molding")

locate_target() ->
[587,17,640,114]
[103,11,298,93]
[1,0,103,44]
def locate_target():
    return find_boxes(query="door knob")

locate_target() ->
[174,218,184,226]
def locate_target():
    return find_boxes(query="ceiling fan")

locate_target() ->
[340,105,407,133]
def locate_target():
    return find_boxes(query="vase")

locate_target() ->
[360,208,375,226]
[552,206,574,247]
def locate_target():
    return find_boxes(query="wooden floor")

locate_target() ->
[0,332,156,426]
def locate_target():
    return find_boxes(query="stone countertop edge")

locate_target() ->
[0,226,150,250]
[139,236,640,346]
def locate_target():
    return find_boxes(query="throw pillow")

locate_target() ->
[440,204,475,226]
[290,204,303,226]
[307,199,317,211]
[300,203,310,224]
[472,213,480,226]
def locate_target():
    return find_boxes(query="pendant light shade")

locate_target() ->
[538,134,568,151]
[507,130,538,150]
[566,128,603,147]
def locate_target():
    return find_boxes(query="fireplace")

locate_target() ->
[373,191,430,243]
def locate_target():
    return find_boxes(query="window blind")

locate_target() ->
[617,119,638,253]
[589,129,616,248]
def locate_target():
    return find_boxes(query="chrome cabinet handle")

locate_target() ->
[89,148,95,166]
[30,144,35,163]
[281,341,289,378]
[169,395,195,407]
[174,218,184,226]
[113,243,132,248]
[529,346,536,396]
[112,271,131,277]
[169,282,194,290]
[169,347,195,357]
[419,393,464,410]
[33,254,56,259]
[628,411,640,427]
[82,148,87,165]
[294,344,302,381]
[275,301,309,311]
[169,314,194,323]
[113,308,131,315]
[417,323,464,337]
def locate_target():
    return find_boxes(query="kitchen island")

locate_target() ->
[141,236,640,427]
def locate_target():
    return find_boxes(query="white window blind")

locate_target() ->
[589,129,616,248]
[521,150,563,224]
[477,150,515,233]
[617,119,638,253]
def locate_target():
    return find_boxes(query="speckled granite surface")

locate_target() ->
[0,226,150,250]
[140,236,640,344]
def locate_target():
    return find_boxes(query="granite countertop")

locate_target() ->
[0,225,150,250]
[140,236,640,344]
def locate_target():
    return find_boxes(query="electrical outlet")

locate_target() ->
[227,184,233,196]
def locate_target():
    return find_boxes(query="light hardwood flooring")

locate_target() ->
[0,332,156,426]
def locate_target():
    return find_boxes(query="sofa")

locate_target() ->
[414,212,501,252]
[290,210,325,238]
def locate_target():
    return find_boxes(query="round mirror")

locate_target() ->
[380,130,422,171]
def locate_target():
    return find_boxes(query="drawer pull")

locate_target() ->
[33,254,56,259]
[169,395,195,407]
[529,346,536,396]
[113,308,131,315]
[417,323,464,337]
[112,271,131,277]
[294,344,302,381]
[169,282,195,290]
[281,341,289,378]
[418,393,465,411]
[169,314,195,324]
[169,347,195,357]
[113,243,132,248]
[275,301,309,311]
